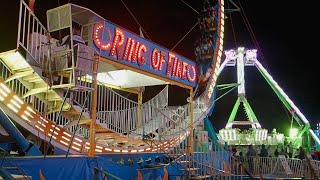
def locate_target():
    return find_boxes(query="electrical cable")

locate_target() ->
[120,0,152,40]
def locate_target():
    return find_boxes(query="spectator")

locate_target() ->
[297,146,305,160]
[294,148,300,158]
[287,142,294,158]
[259,144,268,157]
[274,148,279,157]
[238,151,244,164]
[314,149,320,160]
[246,145,257,172]
[47,23,85,69]
[231,146,237,157]
[279,148,287,157]
[247,145,257,157]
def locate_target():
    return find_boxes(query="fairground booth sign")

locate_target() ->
[91,20,197,87]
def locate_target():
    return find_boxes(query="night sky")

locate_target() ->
[1,0,319,136]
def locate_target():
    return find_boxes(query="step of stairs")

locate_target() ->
[0,174,32,180]
[190,175,213,179]
[181,167,200,171]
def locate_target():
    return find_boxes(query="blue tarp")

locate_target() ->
[2,156,135,180]
[2,153,173,180]
[137,167,166,180]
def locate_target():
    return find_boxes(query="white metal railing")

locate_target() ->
[150,125,231,179]
[135,99,206,143]
[96,83,138,134]
[18,1,98,91]
[67,125,89,138]
[14,0,221,155]
[18,0,49,65]
[311,160,320,177]
[9,0,225,159]
[97,107,138,134]
[230,156,320,178]
[132,107,183,138]
[0,61,89,138]
[141,85,168,124]
[52,44,98,89]
[96,85,169,135]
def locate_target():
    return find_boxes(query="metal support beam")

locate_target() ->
[88,58,99,157]
[227,98,240,124]
[4,70,34,83]
[137,90,143,130]
[189,88,194,153]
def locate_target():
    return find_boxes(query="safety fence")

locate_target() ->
[230,156,320,179]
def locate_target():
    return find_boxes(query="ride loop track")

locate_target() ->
[0,0,225,155]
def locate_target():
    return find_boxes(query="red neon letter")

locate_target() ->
[133,42,140,63]
[128,39,136,62]
[181,62,188,80]
[158,51,166,71]
[175,59,182,78]
[166,53,175,76]
[110,28,125,57]
[93,23,111,51]
[187,65,196,82]
[123,38,132,60]
[137,44,147,66]
[151,48,160,69]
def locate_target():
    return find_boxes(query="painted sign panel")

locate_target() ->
[91,21,197,87]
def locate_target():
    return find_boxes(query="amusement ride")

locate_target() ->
[0,0,319,179]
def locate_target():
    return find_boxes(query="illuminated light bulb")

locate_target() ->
[187,65,196,82]
[110,29,124,56]
[128,39,136,62]
[61,136,70,142]
[246,49,257,60]
[225,49,236,60]
[7,104,18,113]
[137,44,147,66]
[175,59,182,78]
[10,99,21,109]
[93,23,111,51]
[0,83,10,93]
[151,48,160,69]
[13,95,24,104]
[171,57,178,76]
[221,26,225,33]
[74,137,82,143]
[166,53,174,75]
[96,145,103,149]
[72,141,81,147]
[181,62,188,80]
[133,42,140,63]
[123,38,132,60]
[158,51,166,71]
[0,89,8,97]
[71,146,80,151]
[220,38,223,45]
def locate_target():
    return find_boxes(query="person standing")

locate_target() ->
[287,142,294,158]
[246,145,257,172]
[47,23,85,69]
[259,144,268,157]
[274,148,279,157]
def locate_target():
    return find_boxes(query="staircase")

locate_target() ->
[1,3,232,179]
[134,96,232,179]
[0,148,32,180]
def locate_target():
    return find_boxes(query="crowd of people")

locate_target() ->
[227,143,320,173]
[229,143,314,159]
[194,0,218,64]
[193,0,218,98]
